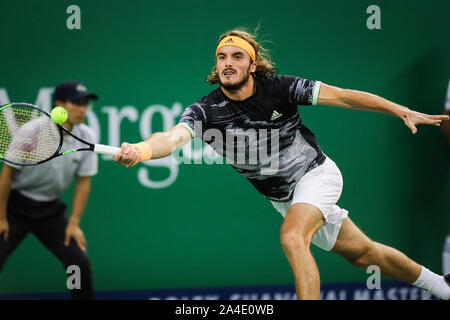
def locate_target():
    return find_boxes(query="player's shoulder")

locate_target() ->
[75,123,98,144]
[259,74,299,87]
[255,75,299,99]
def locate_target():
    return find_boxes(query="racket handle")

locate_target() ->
[93,144,121,155]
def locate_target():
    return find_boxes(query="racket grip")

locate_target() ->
[93,144,121,155]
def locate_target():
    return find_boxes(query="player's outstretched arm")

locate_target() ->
[113,124,192,168]
[317,83,450,134]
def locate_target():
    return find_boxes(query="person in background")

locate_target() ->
[0,81,99,299]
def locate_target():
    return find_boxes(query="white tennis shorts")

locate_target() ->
[271,156,348,251]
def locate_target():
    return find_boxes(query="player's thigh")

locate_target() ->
[0,214,29,268]
[331,218,373,260]
[281,202,325,243]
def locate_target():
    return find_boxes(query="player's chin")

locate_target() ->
[219,78,244,90]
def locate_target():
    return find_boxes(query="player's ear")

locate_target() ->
[250,61,257,73]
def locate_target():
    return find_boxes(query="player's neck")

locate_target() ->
[221,76,256,101]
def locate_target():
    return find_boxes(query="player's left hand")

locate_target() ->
[65,221,87,252]
[401,110,449,134]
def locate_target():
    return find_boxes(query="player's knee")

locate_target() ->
[347,241,382,268]
[280,227,310,254]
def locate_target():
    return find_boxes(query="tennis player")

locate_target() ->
[0,81,98,299]
[114,30,450,300]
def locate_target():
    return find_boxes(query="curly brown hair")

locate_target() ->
[205,29,277,85]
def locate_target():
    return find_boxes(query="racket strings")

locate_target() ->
[0,104,61,165]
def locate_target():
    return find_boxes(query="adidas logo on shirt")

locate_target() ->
[271,110,282,121]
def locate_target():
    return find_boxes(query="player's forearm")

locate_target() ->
[339,89,409,119]
[70,177,91,225]
[0,166,14,220]
[143,131,188,159]
[115,125,191,166]
[0,182,11,220]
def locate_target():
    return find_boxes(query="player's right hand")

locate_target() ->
[113,142,141,168]
[0,218,9,241]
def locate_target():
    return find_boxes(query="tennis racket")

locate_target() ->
[0,102,120,166]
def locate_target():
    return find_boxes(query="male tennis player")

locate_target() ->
[0,81,98,299]
[114,30,450,300]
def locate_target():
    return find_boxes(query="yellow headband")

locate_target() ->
[215,36,256,62]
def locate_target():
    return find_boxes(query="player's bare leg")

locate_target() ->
[331,218,421,282]
[332,218,450,299]
[280,203,324,300]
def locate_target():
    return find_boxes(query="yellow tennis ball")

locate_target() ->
[51,106,68,124]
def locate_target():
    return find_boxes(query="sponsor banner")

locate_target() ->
[0,281,438,300]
